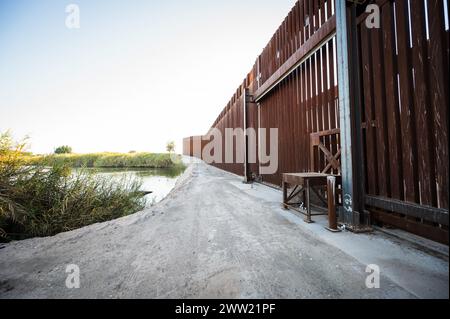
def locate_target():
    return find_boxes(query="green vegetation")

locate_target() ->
[166,141,175,153]
[0,133,148,241]
[24,152,184,169]
[54,145,72,154]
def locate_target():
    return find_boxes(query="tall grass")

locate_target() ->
[0,133,147,241]
[24,152,182,169]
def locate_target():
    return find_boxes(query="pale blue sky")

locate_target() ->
[0,0,295,153]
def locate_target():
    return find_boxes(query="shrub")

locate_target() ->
[26,152,184,169]
[166,141,175,153]
[54,145,72,154]
[0,134,146,241]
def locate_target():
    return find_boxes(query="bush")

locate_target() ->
[25,152,184,169]
[166,141,175,153]
[0,134,146,241]
[54,145,72,154]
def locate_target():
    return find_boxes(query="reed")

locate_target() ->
[0,132,147,241]
[24,152,183,169]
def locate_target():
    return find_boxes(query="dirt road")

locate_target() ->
[0,162,414,298]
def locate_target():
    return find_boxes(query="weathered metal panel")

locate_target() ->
[258,32,339,186]
[182,135,204,159]
[427,0,449,210]
[357,0,449,241]
[182,0,448,243]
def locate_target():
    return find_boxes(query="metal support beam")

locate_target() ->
[365,195,449,226]
[336,0,354,226]
[243,88,250,182]
[254,17,336,102]
[336,0,369,231]
[349,3,369,225]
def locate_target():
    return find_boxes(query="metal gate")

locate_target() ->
[183,0,449,244]
[355,0,449,243]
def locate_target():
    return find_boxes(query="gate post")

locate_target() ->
[243,88,250,183]
[336,0,370,232]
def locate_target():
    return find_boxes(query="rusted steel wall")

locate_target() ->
[357,0,449,242]
[182,0,449,242]
[197,0,339,185]
[245,72,260,178]
[183,0,339,183]
[205,80,247,176]
[257,0,336,87]
[257,0,338,185]
[259,37,339,185]
[182,137,191,156]
[182,136,204,159]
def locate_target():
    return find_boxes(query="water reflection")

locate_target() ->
[74,166,186,207]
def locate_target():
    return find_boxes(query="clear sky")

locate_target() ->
[0,0,296,154]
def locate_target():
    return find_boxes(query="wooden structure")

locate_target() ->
[184,0,449,244]
[282,129,342,225]
[282,173,341,223]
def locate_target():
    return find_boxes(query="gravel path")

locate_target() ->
[0,162,414,298]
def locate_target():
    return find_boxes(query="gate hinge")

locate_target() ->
[361,120,378,129]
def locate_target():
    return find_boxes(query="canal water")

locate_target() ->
[76,167,186,207]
